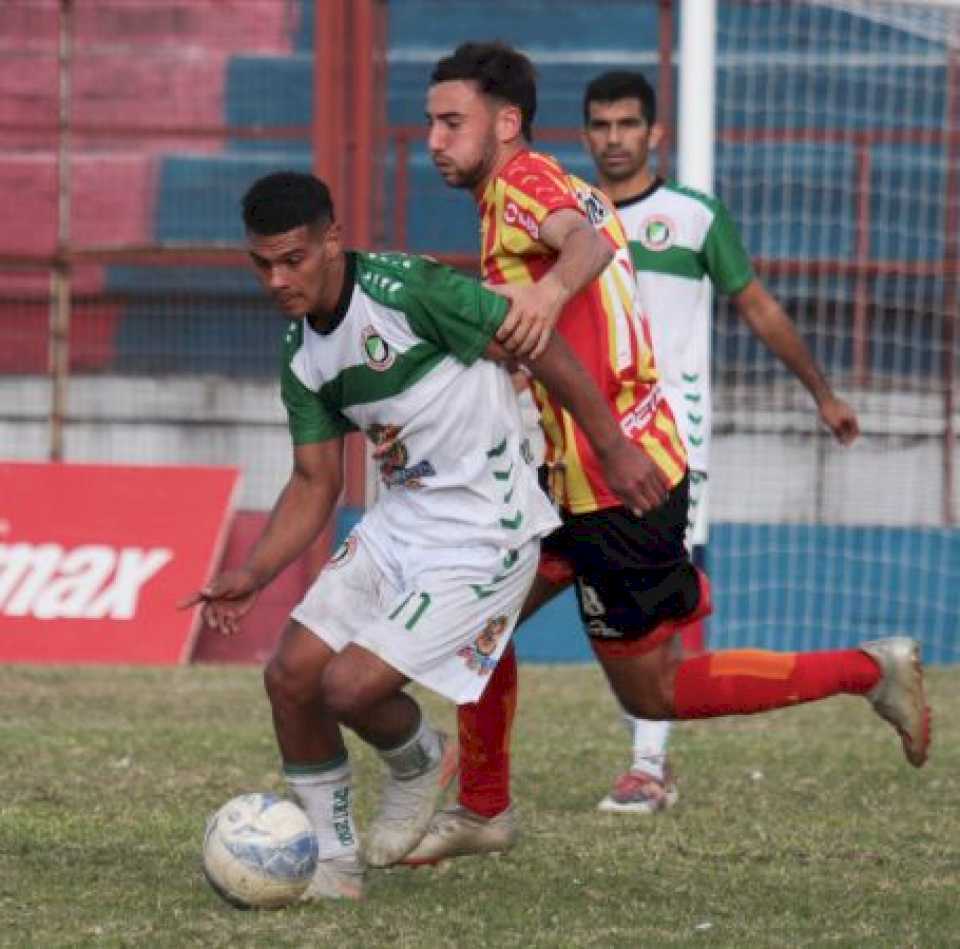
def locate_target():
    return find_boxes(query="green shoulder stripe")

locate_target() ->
[280,321,357,444]
[662,180,723,214]
[318,342,446,410]
[660,182,754,295]
[357,252,509,367]
[629,241,706,282]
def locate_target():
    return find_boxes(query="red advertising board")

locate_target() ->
[0,462,240,664]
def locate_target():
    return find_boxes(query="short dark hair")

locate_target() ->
[242,171,335,236]
[431,41,537,141]
[583,70,657,126]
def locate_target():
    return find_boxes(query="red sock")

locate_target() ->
[674,648,881,718]
[457,641,518,818]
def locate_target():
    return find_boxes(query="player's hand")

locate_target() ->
[177,567,261,637]
[482,339,522,373]
[485,275,566,360]
[596,437,669,515]
[819,395,860,446]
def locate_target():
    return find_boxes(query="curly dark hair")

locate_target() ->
[431,41,537,141]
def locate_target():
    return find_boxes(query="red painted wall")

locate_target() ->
[191,510,333,666]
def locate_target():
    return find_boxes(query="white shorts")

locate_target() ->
[290,532,539,705]
[686,469,709,551]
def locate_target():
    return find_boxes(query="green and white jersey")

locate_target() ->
[616,179,754,471]
[281,251,559,578]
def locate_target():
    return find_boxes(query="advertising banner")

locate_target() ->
[0,462,240,664]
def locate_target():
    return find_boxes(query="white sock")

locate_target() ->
[378,713,442,780]
[627,716,671,781]
[284,755,359,862]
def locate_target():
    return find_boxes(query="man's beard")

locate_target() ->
[438,136,497,190]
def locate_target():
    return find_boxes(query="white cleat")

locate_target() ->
[364,733,458,868]
[597,764,679,815]
[300,854,365,901]
[401,804,518,866]
[860,637,932,767]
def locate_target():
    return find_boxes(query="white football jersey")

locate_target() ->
[281,251,559,581]
[615,179,754,471]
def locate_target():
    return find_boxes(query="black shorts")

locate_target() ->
[540,474,703,643]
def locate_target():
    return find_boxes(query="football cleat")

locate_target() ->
[300,854,365,901]
[597,764,679,814]
[364,732,458,867]
[860,637,932,767]
[401,804,518,866]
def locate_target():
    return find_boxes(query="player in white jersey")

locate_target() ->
[581,71,861,814]
[179,171,667,899]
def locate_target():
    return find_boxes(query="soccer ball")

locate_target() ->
[202,792,318,909]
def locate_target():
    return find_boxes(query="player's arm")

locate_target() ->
[403,257,662,512]
[732,279,860,445]
[178,438,344,634]
[490,208,613,360]
[522,333,668,514]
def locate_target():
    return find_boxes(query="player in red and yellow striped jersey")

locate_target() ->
[478,148,686,513]
[401,41,930,867]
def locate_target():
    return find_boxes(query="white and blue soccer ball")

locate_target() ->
[202,792,318,909]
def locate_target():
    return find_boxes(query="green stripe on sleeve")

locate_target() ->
[318,342,446,410]
[629,242,707,282]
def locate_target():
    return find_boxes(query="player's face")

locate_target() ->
[246,223,338,317]
[583,98,658,183]
[426,80,501,191]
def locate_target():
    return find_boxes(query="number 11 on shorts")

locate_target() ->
[389,591,432,630]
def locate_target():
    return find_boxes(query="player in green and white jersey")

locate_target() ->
[581,71,861,815]
[180,171,665,900]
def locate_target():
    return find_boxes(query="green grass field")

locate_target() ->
[1,662,957,948]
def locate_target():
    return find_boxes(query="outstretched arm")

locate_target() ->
[491,208,613,360]
[733,279,860,445]
[178,438,344,634]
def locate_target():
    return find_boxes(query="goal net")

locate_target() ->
[706,0,959,661]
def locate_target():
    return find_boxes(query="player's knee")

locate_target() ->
[604,650,679,719]
[643,661,680,718]
[318,665,368,724]
[624,695,674,722]
[263,655,315,712]
[619,689,673,720]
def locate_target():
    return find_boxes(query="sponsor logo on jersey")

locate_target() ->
[578,188,611,228]
[367,423,436,489]
[361,325,396,372]
[618,387,663,440]
[639,214,676,251]
[458,614,510,674]
[325,535,358,571]
[0,542,172,620]
[503,199,540,240]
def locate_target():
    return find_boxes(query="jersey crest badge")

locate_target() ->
[639,214,676,251]
[361,325,396,372]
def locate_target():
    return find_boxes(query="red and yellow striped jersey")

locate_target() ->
[478,149,687,514]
